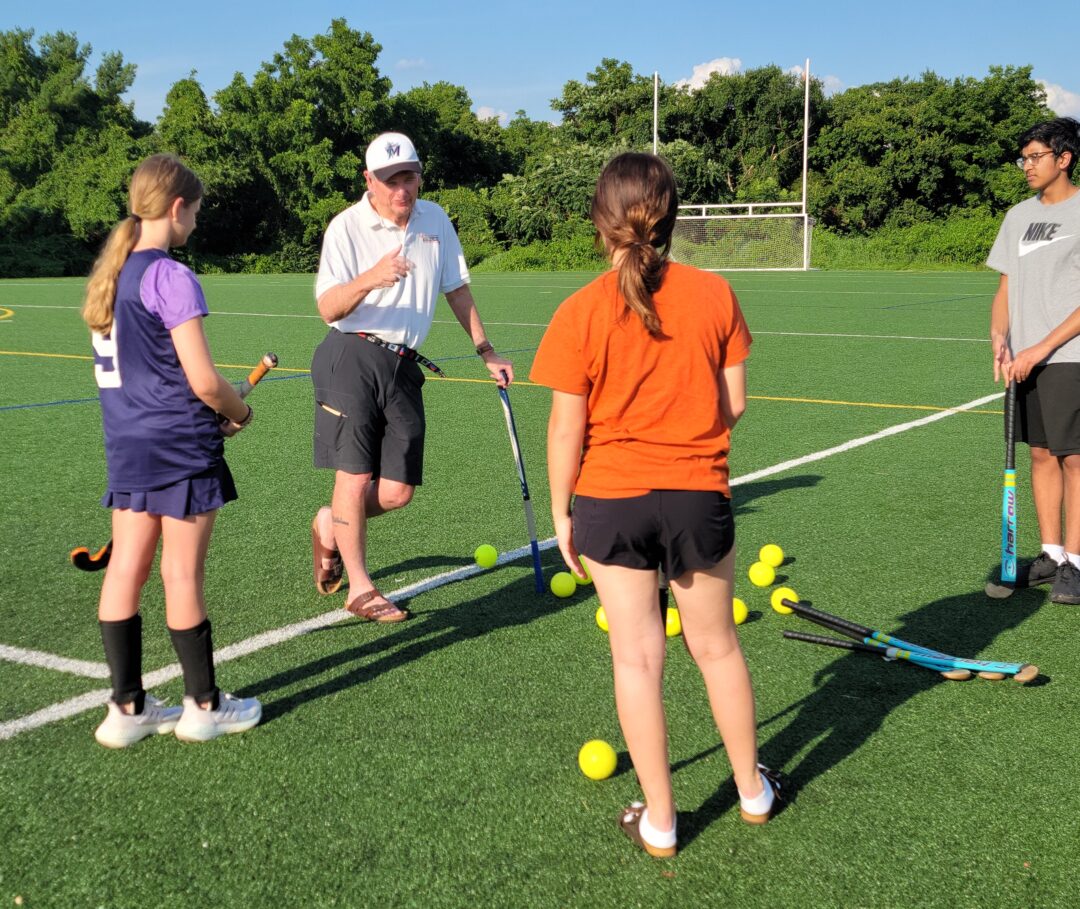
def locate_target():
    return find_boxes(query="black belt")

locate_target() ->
[353,332,446,377]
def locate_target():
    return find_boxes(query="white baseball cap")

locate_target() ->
[365,132,422,180]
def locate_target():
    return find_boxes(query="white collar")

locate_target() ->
[361,192,424,231]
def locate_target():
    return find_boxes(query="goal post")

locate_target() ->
[671,203,813,272]
[662,58,814,271]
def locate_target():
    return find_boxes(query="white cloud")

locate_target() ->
[675,57,742,90]
[821,75,845,97]
[677,58,844,97]
[476,106,510,126]
[787,65,844,97]
[396,58,427,70]
[1039,79,1080,118]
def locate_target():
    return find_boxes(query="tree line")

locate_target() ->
[0,19,1056,276]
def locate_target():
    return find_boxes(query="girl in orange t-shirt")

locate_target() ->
[531,153,784,858]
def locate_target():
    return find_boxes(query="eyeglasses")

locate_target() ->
[1016,150,1058,169]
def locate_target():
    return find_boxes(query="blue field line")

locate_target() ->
[882,294,976,311]
[430,345,538,364]
[0,397,99,412]
[0,374,307,413]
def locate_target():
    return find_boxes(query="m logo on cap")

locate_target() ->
[385,142,401,159]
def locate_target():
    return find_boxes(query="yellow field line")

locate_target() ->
[0,350,309,373]
[749,393,1000,414]
[0,349,1003,413]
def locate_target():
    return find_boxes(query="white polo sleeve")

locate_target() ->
[315,215,362,301]
[437,211,470,295]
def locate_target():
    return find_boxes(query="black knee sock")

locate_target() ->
[100,614,144,711]
[168,619,218,708]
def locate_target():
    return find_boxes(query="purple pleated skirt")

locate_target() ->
[102,462,237,519]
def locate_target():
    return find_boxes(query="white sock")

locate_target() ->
[1042,544,1066,564]
[639,807,677,849]
[739,772,775,816]
[1067,552,1080,569]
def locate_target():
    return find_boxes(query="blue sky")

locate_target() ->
[8,0,1079,125]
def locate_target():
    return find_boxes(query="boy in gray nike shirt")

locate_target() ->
[988,117,1080,602]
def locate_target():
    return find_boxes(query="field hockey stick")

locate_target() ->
[1000,380,1018,583]
[781,599,1037,681]
[232,352,278,397]
[69,539,113,572]
[783,598,1032,678]
[496,372,544,593]
[987,381,1019,597]
[782,630,975,678]
[70,352,278,572]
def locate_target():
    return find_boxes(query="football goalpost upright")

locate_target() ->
[656,59,813,271]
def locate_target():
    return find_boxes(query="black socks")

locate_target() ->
[100,613,144,709]
[168,618,218,707]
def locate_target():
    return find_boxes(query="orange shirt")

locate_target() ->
[530,262,751,498]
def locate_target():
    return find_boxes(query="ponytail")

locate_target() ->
[616,241,666,336]
[590,153,679,338]
[82,216,140,334]
[82,154,203,335]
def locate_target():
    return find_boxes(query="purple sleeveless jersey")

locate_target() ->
[92,250,224,491]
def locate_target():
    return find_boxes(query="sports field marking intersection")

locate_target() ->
[0,389,1003,742]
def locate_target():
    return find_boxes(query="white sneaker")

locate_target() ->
[174,692,262,742]
[94,694,182,749]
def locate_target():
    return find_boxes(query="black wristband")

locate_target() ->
[475,341,494,356]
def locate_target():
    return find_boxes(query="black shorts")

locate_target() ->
[311,330,426,484]
[572,490,735,581]
[1018,363,1080,456]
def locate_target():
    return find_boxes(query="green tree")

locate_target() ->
[0,28,149,275]
[212,19,391,247]
[390,81,509,189]
[667,65,820,202]
[811,67,1050,232]
[552,58,657,146]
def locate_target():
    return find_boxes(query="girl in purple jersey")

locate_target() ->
[82,154,261,747]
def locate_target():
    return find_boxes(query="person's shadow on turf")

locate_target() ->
[730,474,823,518]
[677,587,1045,847]
[243,566,573,725]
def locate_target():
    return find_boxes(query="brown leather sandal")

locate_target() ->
[345,589,410,623]
[311,518,343,595]
[618,802,677,858]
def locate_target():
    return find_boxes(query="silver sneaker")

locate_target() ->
[174,692,262,742]
[94,694,182,749]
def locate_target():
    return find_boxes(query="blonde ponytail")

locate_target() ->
[82,154,203,335]
[82,217,140,334]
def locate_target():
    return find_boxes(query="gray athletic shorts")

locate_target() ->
[311,330,426,483]
[572,490,735,581]
[1018,363,1080,456]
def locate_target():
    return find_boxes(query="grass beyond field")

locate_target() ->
[1,270,1076,907]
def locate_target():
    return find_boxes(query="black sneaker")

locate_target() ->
[1017,552,1061,588]
[1050,562,1080,604]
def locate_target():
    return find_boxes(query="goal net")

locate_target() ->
[670,203,813,271]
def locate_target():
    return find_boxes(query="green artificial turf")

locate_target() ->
[1,270,1077,907]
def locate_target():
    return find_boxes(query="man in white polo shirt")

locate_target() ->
[310,131,513,622]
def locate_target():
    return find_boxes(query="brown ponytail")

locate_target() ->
[590,153,678,337]
[82,154,203,334]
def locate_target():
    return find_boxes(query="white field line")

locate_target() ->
[0,389,1002,742]
[0,540,556,742]
[0,304,991,342]
[731,391,1003,486]
[0,645,110,678]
